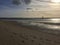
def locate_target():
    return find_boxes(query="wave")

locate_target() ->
[1,18,60,30]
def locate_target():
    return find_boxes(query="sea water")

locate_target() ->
[1,18,60,30]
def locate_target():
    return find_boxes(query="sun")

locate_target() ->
[51,0,60,3]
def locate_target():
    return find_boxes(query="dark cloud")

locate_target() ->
[24,0,31,4]
[12,0,21,5]
[12,0,31,5]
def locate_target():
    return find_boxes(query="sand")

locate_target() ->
[0,21,60,45]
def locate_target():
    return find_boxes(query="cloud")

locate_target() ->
[0,0,50,9]
[0,0,53,18]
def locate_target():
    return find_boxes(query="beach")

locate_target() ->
[0,21,60,45]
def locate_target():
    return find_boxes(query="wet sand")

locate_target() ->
[0,21,60,45]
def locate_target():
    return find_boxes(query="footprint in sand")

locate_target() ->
[12,32,17,35]
[21,40,25,43]
[31,40,34,42]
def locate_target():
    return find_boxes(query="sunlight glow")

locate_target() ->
[51,0,60,3]
[51,19,60,21]
[50,19,60,23]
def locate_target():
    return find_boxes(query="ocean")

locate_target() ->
[0,18,60,30]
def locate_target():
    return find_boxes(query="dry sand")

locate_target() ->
[0,21,60,45]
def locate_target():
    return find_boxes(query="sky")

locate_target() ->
[0,0,60,18]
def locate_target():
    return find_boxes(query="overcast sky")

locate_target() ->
[0,0,60,18]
